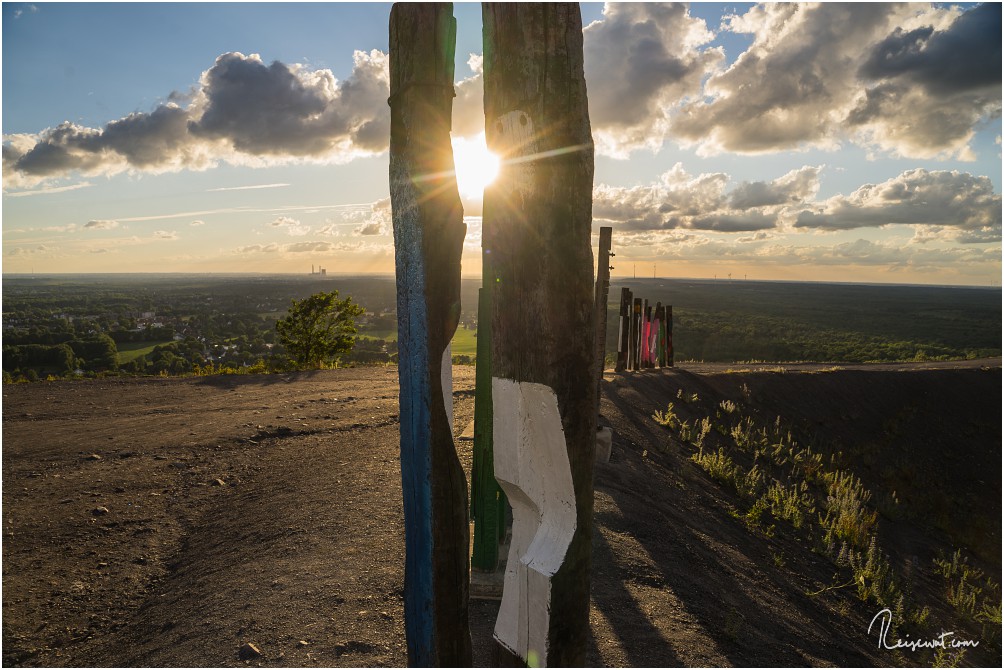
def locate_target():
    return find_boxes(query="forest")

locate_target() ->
[2,274,1000,381]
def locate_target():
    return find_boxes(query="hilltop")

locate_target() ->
[2,360,1001,667]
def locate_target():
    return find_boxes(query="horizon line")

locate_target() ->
[2,271,999,291]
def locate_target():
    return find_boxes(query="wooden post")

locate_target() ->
[656,303,667,368]
[615,287,630,371]
[594,226,612,413]
[654,302,663,368]
[471,286,504,571]
[641,300,650,368]
[667,305,674,367]
[389,4,472,665]
[631,298,642,371]
[483,3,595,666]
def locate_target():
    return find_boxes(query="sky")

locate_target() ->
[2,1,1001,286]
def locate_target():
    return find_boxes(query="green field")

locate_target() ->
[117,340,173,365]
[449,327,477,357]
[358,327,478,357]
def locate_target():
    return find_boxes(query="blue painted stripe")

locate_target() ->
[393,193,435,666]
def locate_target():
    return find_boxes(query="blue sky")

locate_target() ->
[2,2,1001,285]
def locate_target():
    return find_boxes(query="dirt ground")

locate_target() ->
[2,360,1000,667]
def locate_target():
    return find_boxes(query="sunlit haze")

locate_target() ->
[452,134,500,200]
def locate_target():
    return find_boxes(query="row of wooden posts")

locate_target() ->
[616,288,674,371]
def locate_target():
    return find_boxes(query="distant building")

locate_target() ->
[310,264,327,277]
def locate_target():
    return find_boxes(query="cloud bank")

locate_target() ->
[672,2,1001,158]
[594,165,1001,242]
[3,3,1000,189]
[4,50,390,188]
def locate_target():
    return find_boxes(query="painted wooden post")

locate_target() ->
[650,303,658,369]
[650,305,659,368]
[616,287,630,371]
[471,286,505,571]
[632,298,642,371]
[483,3,595,666]
[388,4,472,665]
[594,226,612,412]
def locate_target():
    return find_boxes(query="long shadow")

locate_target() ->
[589,524,684,667]
[595,372,885,666]
[597,474,881,667]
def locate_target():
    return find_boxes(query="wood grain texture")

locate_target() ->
[482,3,595,666]
[594,226,612,412]
[389,3,472,666]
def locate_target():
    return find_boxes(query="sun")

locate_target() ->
[452,133,500,199]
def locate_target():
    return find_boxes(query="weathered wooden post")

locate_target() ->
[470,285,505,573]
[616,287,630,371]
[668,304,674,367]
[594,226,612,411]
[632,297,642,371]
[642,301,651,368]
[654,301,663,368]
[656,303,667,368]
[388,4,472,665]
[483,3,595,665]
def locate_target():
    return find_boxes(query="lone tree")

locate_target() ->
[275,290,364,369]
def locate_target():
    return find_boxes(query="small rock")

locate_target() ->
[85,453,103,461]
[97,562,109,569]
[297,640,309,647]
[92,507,109,516]
[211,478,226,487]
[238,642,262,660]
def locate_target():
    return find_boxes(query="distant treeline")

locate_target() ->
[3,275,1000,382]
[4,334,118,379]
[604,279,1001,364]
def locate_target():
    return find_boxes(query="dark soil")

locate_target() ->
[2,360,1000,667]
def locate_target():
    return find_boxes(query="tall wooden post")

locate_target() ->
[594,226,612,413]
[389,4,472,665]
[668,304,674,367]
[654,302,663,368]
[641,300,650,368]
[483,3,595,666]
[631,298,642,371]
[615,287,630,371]
[656,303,667,368]
[471,286,505,571]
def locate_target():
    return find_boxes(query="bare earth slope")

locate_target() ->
[2,360,1000,667]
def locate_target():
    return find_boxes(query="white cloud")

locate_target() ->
[356,222,384,236]
[234,243,279,254]
[205,183,290,192]
[671,3,1000,159]
[267,215,310,236]
[792,169,1001,242]
[594,165,999,244]
[153,230,178,240]
[583,3,723,157]
[285,241,336,253]
[593,163,821,232]
[42,223,78,233]
[190,220,205,226]
[3,49,391,188]
[84,219,119,230]
[3,181,92,197]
